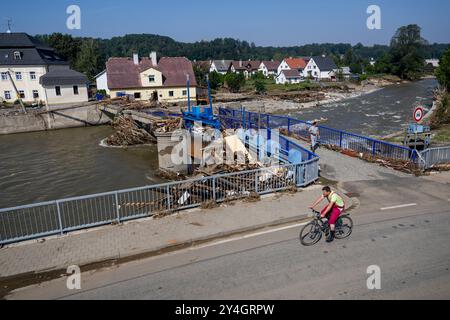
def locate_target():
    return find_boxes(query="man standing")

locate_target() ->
[308,121,320,153]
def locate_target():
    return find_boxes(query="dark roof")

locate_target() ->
[107,56,197,90]
[40,67,88,86]
[311,56,337,71]
[261,60,280,71]
[0,32,68,66]
[231,60,261,72]
[282,69,302,78]
[212,60,232,72]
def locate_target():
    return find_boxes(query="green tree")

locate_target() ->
[435,46,450,91]
[224,73,246,93]
[254,79,267,94]
[389,24,428,80]
[75,39,101,80]
[374,53,392,74]
[208,71,224,90]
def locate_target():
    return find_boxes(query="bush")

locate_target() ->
[225,73,246,93]
[254,79,267,94]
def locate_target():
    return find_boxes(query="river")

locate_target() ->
[0,79,438,209]
[0,126,163,208]
[288,78,438,136]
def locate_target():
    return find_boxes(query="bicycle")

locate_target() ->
[300,209,353,246]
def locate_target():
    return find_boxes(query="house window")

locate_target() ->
[33,90,39,99]
[134,92,141,99]
[73,85,79,95]
[18,90,25,99]
[14,51,22,60]
[182,90,187,96]
[1,72,7,81]
[4,91,11,100]
[55,86,61,96]
[148,75,155,83]
[30,72,36,80]
[169,91,174,97]
[15,72,22,81]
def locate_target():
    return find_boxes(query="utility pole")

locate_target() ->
[6,71,27,114]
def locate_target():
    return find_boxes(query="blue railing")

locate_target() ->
[219,107,416,162]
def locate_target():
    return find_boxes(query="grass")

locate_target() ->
[242,78,323,93]
[432,124,450,144]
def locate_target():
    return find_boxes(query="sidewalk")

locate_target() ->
[0,185,352,279]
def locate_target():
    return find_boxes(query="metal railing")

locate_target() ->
[0,160,318,246]
[219,107,416,162]
[419,146,450,169]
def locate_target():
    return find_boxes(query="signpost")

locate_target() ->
[413,107,424,123]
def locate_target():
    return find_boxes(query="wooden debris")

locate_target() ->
[106,116,156,146]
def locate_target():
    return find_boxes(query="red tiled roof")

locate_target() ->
[107,56,197,90]
[284,58,307,70]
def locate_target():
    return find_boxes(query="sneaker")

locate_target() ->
[326,231,335,243]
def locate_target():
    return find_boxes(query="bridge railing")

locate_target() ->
[419,146,450,169]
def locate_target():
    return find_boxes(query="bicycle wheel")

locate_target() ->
[335,216,353,239]
[300,222,322,246]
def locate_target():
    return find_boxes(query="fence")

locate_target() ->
[419,146,450,169]
[219,107,416,162]
[0,159,318,246]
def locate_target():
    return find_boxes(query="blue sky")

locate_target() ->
[1,0,449,46]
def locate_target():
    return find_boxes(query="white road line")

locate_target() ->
[380,203,417,211]
[190,222,309,251]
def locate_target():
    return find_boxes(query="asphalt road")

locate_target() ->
[7,177,450,300]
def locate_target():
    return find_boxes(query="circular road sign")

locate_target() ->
[413,107,424,123]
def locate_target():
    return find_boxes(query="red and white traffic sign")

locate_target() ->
[413,107,424,123]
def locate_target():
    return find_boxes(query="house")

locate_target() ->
[303,56,338,80]
[230,60,261,78]
[336,66,352,80]
[210,60,232,74]
[0,32,88,106]
[276,70,302,84]
[259,60,280,77]
[277,57,309,76]
[105,52,197,103]
[425,59,439,68]
[95,70,109,95]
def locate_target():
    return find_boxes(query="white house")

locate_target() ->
[259,60,280,77]
[276,70,302,84]
[95,70,110,95]
[210,60,232,74]
[277,57,308,76]
[303,56,338,80]
[0,32,89,106]
[425,59,439,68]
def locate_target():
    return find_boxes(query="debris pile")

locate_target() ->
[106,116,156,146]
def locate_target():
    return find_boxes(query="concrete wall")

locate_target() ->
[0,104,111,135]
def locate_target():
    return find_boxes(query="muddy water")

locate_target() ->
[288,78,438,137]
[0,126,162,208]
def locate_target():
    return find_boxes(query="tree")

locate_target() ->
[389,24,428,80]
[74,39,101,80]
[254,79,267,94]
[374,53,392,74]
[435,46,450,91]
[208,71,224,90]
[224,73,246,93]
[193,63,209,87]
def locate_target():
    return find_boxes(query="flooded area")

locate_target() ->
[0,126,162,208]
[288,78,438,137]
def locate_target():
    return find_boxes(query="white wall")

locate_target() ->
[44,84,89,105]
[277,60,291,75]
[0,66,47,103]
[95,72,110,95]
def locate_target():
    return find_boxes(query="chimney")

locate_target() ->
[239,60,242,67]
[150,51,158,66]
[133,53,139,65]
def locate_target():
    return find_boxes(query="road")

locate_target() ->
[7,176,450,300]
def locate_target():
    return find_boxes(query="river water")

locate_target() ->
[288,78,438,137]
[0,79,438,209]
[0,127,163,208]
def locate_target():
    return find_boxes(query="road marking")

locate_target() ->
[190,222,309,251]
[380,203,417,211]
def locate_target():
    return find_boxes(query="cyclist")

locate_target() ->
[309,186,345,243]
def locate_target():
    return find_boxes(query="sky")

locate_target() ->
[1,0,450,46]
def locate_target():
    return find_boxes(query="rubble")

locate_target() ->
[106,116,156,146]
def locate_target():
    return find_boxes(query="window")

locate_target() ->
[18,90,25,99]
[73,85,79,95]
[169,91,174,97]
[33,90,39,99]
[55,86,61,96]
[134,92,141,99]
[4,91,11,100]
[1,72,7,81]
[30,72,36,80]
[15,72,22,81]
[182,90,187,96]
[14,51,22,60]
[148,75,155,83]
